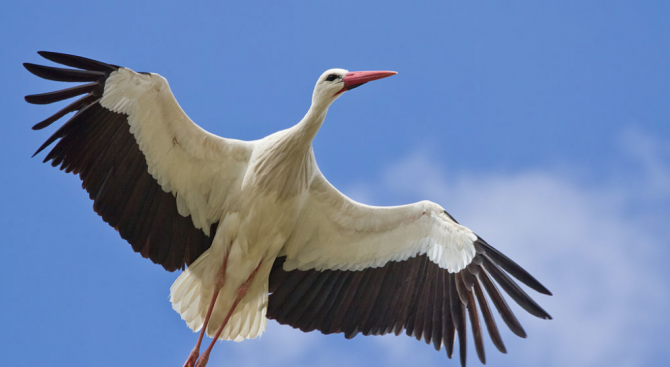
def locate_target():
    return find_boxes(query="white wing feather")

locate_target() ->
[282,171,478,273]
[100,68,254,235]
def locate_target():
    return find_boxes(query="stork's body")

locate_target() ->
[24,53,552,367]
[175,143,314,335]
[170,76,340,339]
[172,96,328,363]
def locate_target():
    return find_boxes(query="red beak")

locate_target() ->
[336,70,397,95]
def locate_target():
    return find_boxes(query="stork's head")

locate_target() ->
[312,68,397,106]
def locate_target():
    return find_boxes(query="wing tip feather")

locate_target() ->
[475,237,553,296]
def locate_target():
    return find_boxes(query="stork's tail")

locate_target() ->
[169,251,268,341]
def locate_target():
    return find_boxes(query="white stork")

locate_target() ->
[24,52,552,367]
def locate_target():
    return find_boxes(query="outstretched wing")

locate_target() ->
[268,172,551,366]
[25,52,254,271]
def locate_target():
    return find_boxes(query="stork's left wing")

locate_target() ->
[268,172,552,366]
[24,52,254,271]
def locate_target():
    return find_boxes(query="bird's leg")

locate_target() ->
[183,251,230,367]
[194,260,264,367]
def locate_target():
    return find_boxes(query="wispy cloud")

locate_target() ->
[619,126,670,200]
[365,129,670,367]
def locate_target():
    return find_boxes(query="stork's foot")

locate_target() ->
[194,351,210,367]
[185,251,230,367]
[183,349,199,367]
[195,260,263,367]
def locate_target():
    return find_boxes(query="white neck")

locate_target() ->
[290,98,330,147]
[251,99,331,199]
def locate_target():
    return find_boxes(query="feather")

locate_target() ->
[465,281,486,364]
[473,274,506,353]
[481,255,552,319]
[23,63,105,82]
[478,268,526,338]
[38,51,118,72]
[25,82,98,105]
[475,238,552,295]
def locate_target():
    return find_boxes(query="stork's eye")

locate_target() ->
[325,74,339,82]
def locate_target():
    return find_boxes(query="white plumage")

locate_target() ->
[25,52,552,367]
[101,69,252,236]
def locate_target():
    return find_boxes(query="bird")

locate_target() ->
[24,51,552,367]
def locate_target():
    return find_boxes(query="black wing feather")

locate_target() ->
[481,255,552,319]
[475,239,552,295]
[24,63,105,82]
[25,82,98,105]
[37,51,119,72]
[473,275,507,354]
[450,273,467,367]
[268,235,551,366]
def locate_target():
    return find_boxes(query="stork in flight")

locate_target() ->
[24,52,552,367]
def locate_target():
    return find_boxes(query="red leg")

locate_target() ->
[183,251,230,367]
[194,260,263,367]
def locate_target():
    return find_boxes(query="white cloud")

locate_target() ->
[619,126,670,199]
[365,131,670,367]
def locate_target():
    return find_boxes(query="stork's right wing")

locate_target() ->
[267,172,552,366]
[25,52,254,271]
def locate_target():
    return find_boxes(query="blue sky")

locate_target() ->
[1,1,669,366]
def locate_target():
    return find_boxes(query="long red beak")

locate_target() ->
[336,70,397,95]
